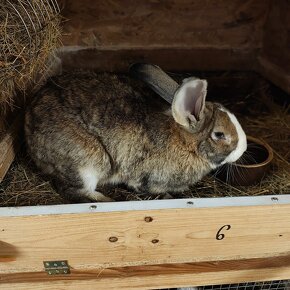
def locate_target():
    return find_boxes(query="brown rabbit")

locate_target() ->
[25,68,247,202]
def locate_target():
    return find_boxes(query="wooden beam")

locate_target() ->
[59,47,258,72]
[257,55,290,94]
[0,115,23,182]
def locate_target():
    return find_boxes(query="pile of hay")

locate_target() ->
[0,72,289,206]
[0,0,61,115]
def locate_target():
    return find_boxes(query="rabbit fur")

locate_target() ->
[25,70,247,202]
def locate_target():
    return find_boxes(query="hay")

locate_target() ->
[0,151,65,206]
[0,0,61,114]
[0,72,289,206]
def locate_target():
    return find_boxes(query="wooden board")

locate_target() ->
[1,202,290,275]
[59,47,258,72]
[1,256,290,289]
[58,0,269,72]
[1,198,290,288]
[257,56,290,94]
[261,0,290,74]
[61,0,268,50]
[257,0,290,94]
[0,115,23,182]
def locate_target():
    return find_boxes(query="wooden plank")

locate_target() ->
[0,115,23,182]
[1,204,290,274]
[59,47,258,72]
[257,56,290,94]
[260,0,290,73]
[257,1,290,93]
[61,0,268,50]
[1,257,290,289]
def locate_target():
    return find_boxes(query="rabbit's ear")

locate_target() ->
[172,78,207,128]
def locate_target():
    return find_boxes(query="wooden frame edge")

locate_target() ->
[1,194,289,216]
[59,46,258,72]
[257,55,290,95]
[1,256,290,289]
[0,115,24,182]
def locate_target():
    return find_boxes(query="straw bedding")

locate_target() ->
[0,72,289,206]
[0,0,61,116]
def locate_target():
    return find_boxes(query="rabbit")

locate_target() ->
[25,66,247,203]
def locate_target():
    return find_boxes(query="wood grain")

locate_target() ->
[1,256,290,289]
[61,0,268,50]
[1,204,290,274]
[257,56,290,94]
[261,0,290,74]
[257,0,290,94]
[0,241,20,262]
[0,115,23,182]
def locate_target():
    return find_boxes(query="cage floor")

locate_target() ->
[165,279,290,290]
[0,71,289,207]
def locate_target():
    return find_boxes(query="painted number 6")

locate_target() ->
[216,225,231,240]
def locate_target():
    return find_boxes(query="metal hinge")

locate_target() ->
[43,260,70,275]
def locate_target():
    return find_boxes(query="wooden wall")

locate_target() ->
[59,0,290,92]
[257,0,290,93]
[61,0,268,50]
[60,0,270,71]
[261,0,290,72]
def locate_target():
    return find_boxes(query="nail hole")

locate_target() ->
[187,201,194,205]
[144,216,153,222]
[109,236,118,243]
[279,234,283,237]
[151,239,159,244]
[90,205,97,210]
[271,197,279,201]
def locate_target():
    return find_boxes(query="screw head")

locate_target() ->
[151,239,159,244]
[109,236,118,243]
[144,216,153,222]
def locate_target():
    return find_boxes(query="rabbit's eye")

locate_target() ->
[213,131,225,140]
